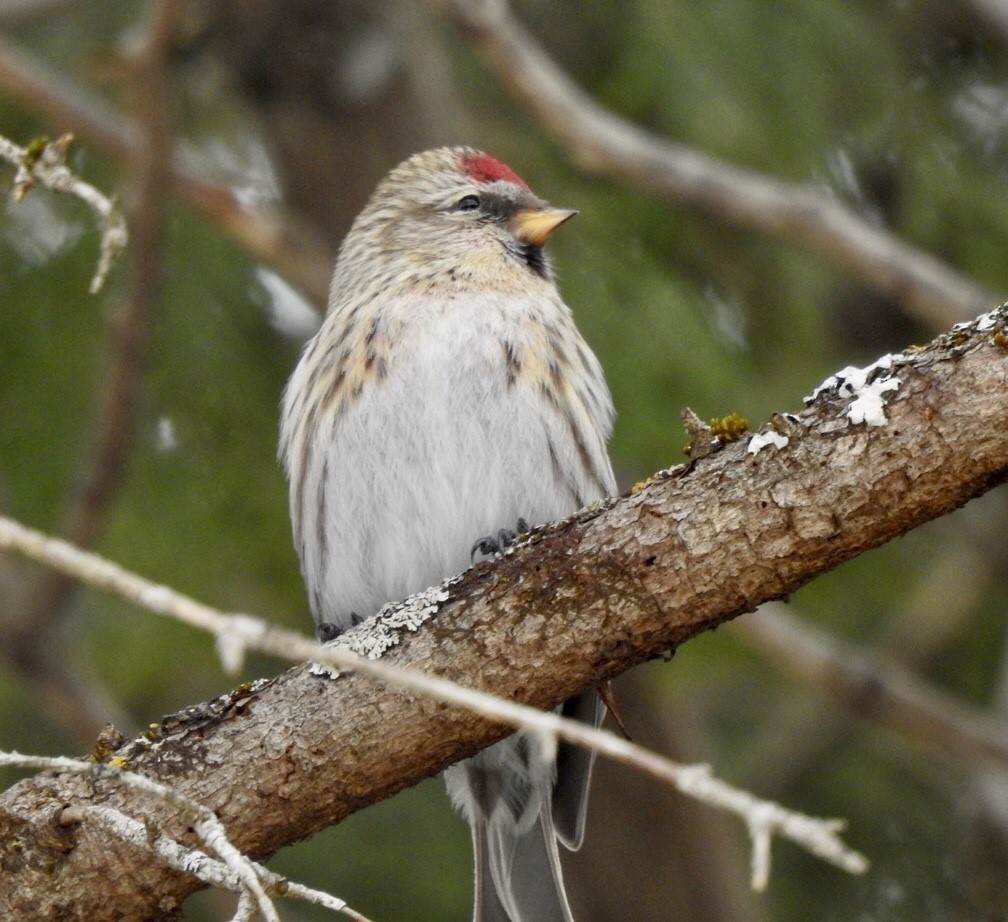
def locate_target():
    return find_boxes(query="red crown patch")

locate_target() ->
[458,151,529,188]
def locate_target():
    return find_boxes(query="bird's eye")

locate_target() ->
[456,194,481,212]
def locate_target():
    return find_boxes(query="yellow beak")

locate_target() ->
[510,207,577,246]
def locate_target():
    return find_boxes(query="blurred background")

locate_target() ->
[2,1,1008,919]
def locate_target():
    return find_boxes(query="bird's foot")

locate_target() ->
[470,517,530,562]
[316,612,365,643]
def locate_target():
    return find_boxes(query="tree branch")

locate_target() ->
[1,306,1006,918]
[0,514,869,890]
[0,32,333,305]
[431,0,999,329]
[0,131,126,292]
[0,752,375,922]
[734,601,1008,771]
[741,531,1001,793]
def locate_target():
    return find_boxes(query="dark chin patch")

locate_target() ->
[519,243,548,279]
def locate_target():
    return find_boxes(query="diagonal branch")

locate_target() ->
[739,535,1000,794]
[1,306,1006,919]
[431,0,999,329]
[734,601,1008,770]
[0,516,870,892]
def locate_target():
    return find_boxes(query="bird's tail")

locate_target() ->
[472,808,574,922]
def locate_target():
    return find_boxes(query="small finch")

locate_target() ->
[279,147,616,922]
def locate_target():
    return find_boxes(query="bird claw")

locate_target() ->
[470,517,530,562]
[316,612,364,643]
[316,622,342,643]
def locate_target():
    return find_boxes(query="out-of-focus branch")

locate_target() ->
[21,0,174,639]
[0,31,333,305]
[742,533,998,794]
[0,127,135,735]
[732,600,1008,771]
[0,0,84,26]
[0,489,130,739]
[431,0,999,329]
[965,0,1008,40]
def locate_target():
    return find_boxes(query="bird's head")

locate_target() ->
[332,147,576,302]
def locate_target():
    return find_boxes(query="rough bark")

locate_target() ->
[1,309,1007,919]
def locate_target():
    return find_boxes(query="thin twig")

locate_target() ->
[0,127,137,738]
[232,891,256,922]
[0,513,867,887]
[1,751,375,922]
[0,131,126,292]
[0,32,332,305]
[0,0,177,745]
[431,0,999,329]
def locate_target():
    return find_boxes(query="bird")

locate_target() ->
[279,146,616,922]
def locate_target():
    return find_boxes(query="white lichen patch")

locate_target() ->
[806,355,902,428]
[953,303,1008,334]
[310,575,462,677]
[748,430,790,455]
[977,310,999,332]
[845,376,901,427]
[807,355,893,402]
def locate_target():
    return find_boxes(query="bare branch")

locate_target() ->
[430,0,1000,328]
[0,32,333,305]
[733,601,1008,770]
[0,125,139,739]
[0,0,179,746]
[0,515,868,890]
[1,752,374,922]
[0,131,127,292]
[20,0,174,637]
[741,533,1000,793]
